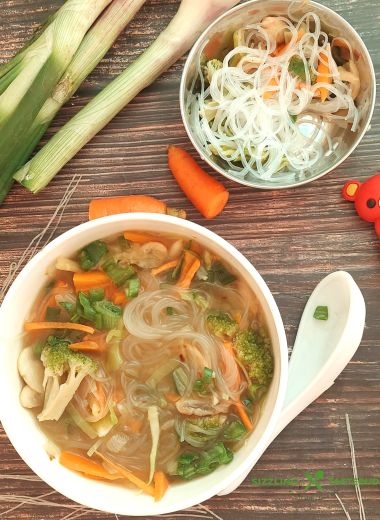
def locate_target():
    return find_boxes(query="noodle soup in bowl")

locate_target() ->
[180,0,375,189]
[0,214,287,516]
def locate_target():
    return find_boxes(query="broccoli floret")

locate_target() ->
[38,336,98,422]
[206,312,238,339]
[184,415,227,447]
[232,328,273,387]
[201,56,223,84]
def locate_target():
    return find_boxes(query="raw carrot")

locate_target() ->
[69,341,100,352]
[59,452,123,480]
[236,403,253,431]
[95,450,155,497]
[123,231,160,244]
[151,260,179,277]
[83,333,108,352]
[263,77,278,99]
[89,195,186,221]
[317,52,331,102]
[25,322,94,334]
[112,291,127,305]
[176,257,201,289]
[168,145,229,219]
[73,271,111,292]
[154,471,169,502]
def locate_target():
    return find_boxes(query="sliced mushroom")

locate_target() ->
[261,17,288,44]
[17,346,44,394]
[20,385,44,409]
[136,242,168,269]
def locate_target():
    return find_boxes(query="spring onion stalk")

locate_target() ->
[15,0,241,194]
[0,0,113,204]
[12,0,147,185]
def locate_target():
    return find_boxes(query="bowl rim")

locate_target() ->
[179,0,377,190]
[0,214,288,515]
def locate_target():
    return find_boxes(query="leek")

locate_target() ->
[0,0,113,203]
[12,0,147,187]
[15,0,241,194]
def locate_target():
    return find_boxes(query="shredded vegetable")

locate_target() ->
[148,406,160,485]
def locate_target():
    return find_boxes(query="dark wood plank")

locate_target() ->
[1,0,380,518]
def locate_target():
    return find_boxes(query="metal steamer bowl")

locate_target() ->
[179,0,376,189]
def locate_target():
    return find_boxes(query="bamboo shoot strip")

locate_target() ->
[12,0,147,185]
[0,0,112,204]
[15,0,241,194]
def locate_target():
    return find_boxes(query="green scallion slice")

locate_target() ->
[45,306,61,321]
[209,261,237,285]
[78,240,108,272]
[167,307,174,316]
[313,306,329,321]
[102,257,135,287]
[201,367,213,384]
[118,236,131,251]
[124,278,140,299]
[77,291,96,322]
[89,288,105,302]
[92,300,122,330]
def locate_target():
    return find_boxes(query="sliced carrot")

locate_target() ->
[25,322,94,334]
[54,280,69,289]
[270,43,286,57]
[151,260,179,277]
[126,417,142,433]
[168,145,229,219]
[276,27,306,57]
[176,258,200,289]
[89,195,186,221]
[69,341,100,352]
[155,471,169,502]
[176,251,195,285]
[73,271,111,293]
[166,393,181,403]
[95,450,155,497]
[59,452,123,480]
[296,82,321,98]
[82,333,108,352]
[236,403,253,431]
[112,291,127,305]
[123,231,160,244]
[333,39,361,60]
[263,77,278,99]
[317,52,331,102]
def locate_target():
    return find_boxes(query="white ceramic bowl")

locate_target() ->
[0,214,288,516]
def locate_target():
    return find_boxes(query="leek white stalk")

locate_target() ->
[0,0,112,203]
[12,0,147,184]
[15,0,241,194]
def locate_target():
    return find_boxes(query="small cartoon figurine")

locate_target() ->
[343,174,380,237]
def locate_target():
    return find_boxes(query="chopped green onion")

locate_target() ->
[106,343,123,372]
[209,261,237,285]
[124,277,140,299]
[223,420,247,440]
[92,300,122,330]
[193,380,204,392]
[45,306,61,321]
[77,291,96,322]
[178,452,199,465]
[94,313,103,330]
[59,301,80,323]
[167,306,174,316]
[78,240,108,272]
[249,384,268,403]
[180,291,209,311]
[102,257,135,287]
[89,288,104,302]
[289,113,298,123]
[202,367,213,384]
[118,236,131,250]
[173,367,189,396]
[172,240,192,280]
[109,403,118,425]
[44,280,56,294]
[313,305,329,321]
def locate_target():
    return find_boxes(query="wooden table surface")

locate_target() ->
[0,0,379,518]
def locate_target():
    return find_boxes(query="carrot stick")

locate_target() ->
[276,27,306,57]
[83,333,108,352]
[176,257,201,289]
[168,145,229,219]
[296,82,321,98]
[317,52,331,102]
[73,271,111,292]
[236,403,253,431]
[263,78,278,99]
[25,322,94,334]
[151,260,179,277]
[69,341,100,352]
[154,471,169,502]
[59,452,123,480]
[89,195,186,221]
[333,39,361,60]
[95,450,155,497]
[270,43,286,57]
[123,231,160,244]
[112,291,127,305]
[166,393,181,403]
[126,417,142,433]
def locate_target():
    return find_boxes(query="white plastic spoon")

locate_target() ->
[218,271,366,496]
